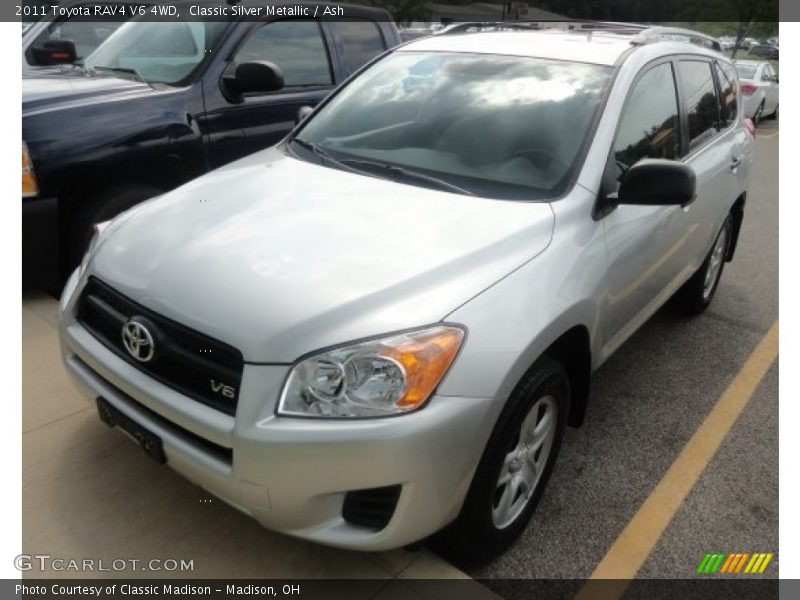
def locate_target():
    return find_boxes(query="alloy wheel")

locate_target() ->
[703,225,729,300]
[491,395,558,529]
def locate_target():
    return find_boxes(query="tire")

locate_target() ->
[671,216,733,315]
[65,183,162,278]
[752,101,765,127]
[435,356,570,564]
[765,103,778,120]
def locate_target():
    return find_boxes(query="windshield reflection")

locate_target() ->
[296,52,612,199]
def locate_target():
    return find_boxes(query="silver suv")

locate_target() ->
[59,24,754,560]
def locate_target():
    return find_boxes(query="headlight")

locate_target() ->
[278,325,465,418]
[22,142,38,198]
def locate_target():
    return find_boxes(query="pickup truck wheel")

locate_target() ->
[66,184,162,277]
[671,216,732,315]
[435,356,569,564]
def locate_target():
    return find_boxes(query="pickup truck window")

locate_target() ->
[328,20,386,73]
[679,60,720,150]
[84,21,229,84]
[34,19,123,61]
[235,20,332,88]
[613,62,681,172]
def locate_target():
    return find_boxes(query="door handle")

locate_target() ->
[730,156,741,170]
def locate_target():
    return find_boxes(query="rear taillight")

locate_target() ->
[740,84,758,96]
[744,118,756,137]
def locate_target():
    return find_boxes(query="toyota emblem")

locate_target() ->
[121,319,155,362]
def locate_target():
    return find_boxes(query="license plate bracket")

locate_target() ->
[96,397,166,464]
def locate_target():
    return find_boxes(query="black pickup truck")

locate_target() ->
[22,2,400,289]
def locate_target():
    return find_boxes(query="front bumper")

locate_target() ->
[58,272,498,550]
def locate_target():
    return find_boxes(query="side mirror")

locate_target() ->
[31,39,78,65]
[617,159,696,207]
[224,61,284,97]
[296,105,313,124]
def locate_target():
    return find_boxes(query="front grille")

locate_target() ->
[342,485,402,530]
[77,277,244,415]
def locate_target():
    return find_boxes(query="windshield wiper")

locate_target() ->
[291,141,475,196]
[340,158,475,196]
[290,139,369,177]
[91,65,151,87]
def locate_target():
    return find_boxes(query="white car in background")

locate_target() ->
[735,60,779,124]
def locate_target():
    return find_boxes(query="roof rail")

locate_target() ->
[434,22,543,35]
[633,26,722,51]
[557,21,648,34]
[435,21,646,35]
[435,20,722,52]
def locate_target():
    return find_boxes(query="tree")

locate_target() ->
[676,0,778,57]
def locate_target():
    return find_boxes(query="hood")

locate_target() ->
[22,67,156,116]
[89,148,555,362]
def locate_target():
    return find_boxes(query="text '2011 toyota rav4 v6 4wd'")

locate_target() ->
[59,25,754,560]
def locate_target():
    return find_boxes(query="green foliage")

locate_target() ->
[523,0,777,23]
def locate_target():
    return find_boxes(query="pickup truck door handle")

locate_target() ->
[730,156,741,170]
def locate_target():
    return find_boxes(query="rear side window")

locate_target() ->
[715,62,738,127]
[762,64,777,82]
[735,64,756,80]
[678,60,720,150]
[328,21,386,73]
[613,62,682,171]
[235,20,332,88]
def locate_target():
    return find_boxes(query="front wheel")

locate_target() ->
[435,357,569,564]
[671,216,732,315]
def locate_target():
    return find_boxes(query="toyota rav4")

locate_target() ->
[59,24,754,560]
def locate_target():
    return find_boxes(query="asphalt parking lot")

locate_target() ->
[21,122,778,594]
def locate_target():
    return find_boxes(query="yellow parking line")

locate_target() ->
[758,130,779,139]
[575,321,778,599]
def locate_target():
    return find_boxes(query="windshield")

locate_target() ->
[84,20,230,84]
[735,64,757,80]
[295,52,612,199]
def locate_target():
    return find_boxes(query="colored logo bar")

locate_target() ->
[696,552,774,574]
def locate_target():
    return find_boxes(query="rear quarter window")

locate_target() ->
[715,62,738,127]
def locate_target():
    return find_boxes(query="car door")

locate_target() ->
[600,59,694,352]
[715,60,752,201]
[200,19,338,169]
[761,63,779,114]
[676,58,742,268]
